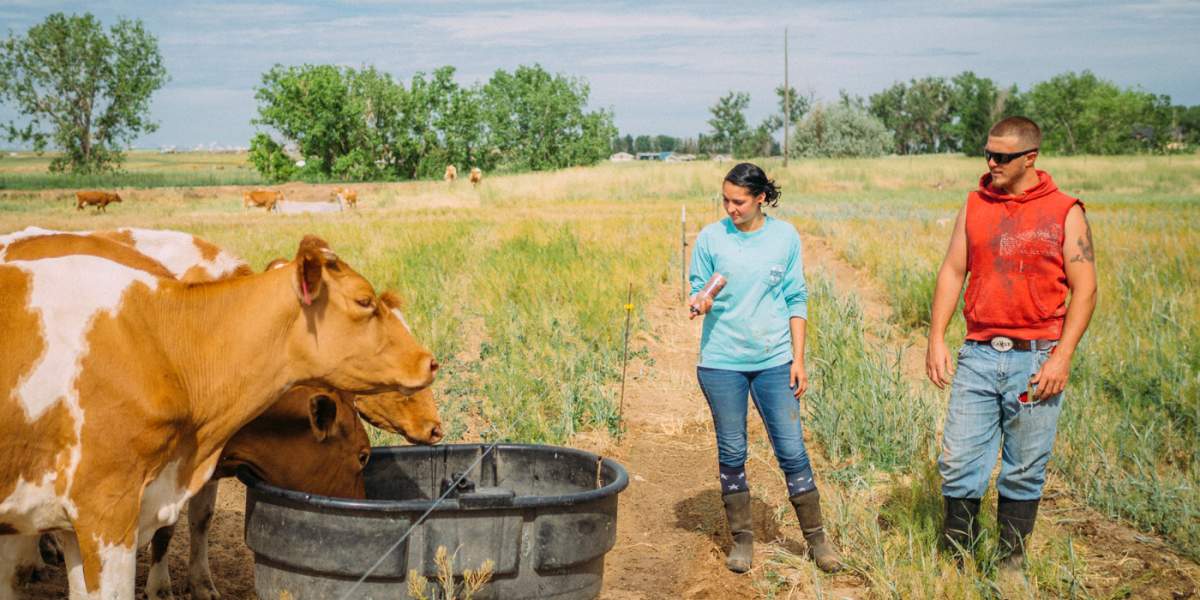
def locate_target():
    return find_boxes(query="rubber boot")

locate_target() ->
[997,496,1039,572]
[941,496,982,558]
[721,491,754,573]
[789,489,842,573]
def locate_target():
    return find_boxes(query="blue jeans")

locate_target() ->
[938,342,1064,501]
[697,362,814,487]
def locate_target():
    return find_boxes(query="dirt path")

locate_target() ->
[594,278,868,599]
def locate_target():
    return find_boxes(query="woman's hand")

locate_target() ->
[790,361,808,398]
[688,295,713,320]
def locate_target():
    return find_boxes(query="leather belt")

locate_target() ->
[969,337,1057,352]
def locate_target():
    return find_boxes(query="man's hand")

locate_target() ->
[926,337,955,389]
[790,361,808,398]
[688,295,713,320]
[1030,351,1071,400]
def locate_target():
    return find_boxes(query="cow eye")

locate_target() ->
[356,297,373,309]
[358,450,370,467]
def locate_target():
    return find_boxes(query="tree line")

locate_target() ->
[628,70,1200,159]
[249,63,616,182]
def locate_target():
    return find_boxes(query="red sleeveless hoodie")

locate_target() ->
[963,170,1083,341]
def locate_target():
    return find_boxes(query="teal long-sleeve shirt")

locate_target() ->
[689,215,808,371]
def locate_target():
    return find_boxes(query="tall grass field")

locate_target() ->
[2,152,1196,595]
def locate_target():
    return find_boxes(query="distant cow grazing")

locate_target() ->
[444,164,458,183]
[242,189,283,211]
[0,229,437,599]
[75,190,122,212]
[469,167,483,187]
[332,186,358,209]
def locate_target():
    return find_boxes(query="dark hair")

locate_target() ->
[989,116,1042,148]
[724,162,781,207]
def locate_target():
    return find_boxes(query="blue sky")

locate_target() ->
[2,0,1198,148]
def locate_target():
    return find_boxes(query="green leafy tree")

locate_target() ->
[762,85,811,133]
[947,72,1011,155]
[253,64,414,180]
[254,64,360,178]
[736,124,775,158]
[247,133,295,182]
[707,91,751,154]
[869,77,953,154]
[0,12,168,172]
[792,102,893,158]
[1025,70,1172,154]
[481,64,615,171]
[1175,105,1200,144]
[344,65,405,179]
[398,66,464,179]
[634,135,653,153]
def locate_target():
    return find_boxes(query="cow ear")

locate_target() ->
[308,393,338,442]
[379,290,404,310]
[293,236,336,306]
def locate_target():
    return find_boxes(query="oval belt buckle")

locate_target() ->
[990,336,1014,352]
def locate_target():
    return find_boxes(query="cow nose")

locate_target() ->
[429,425,444,444]
[429,357,439,373]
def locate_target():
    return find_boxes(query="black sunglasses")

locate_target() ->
[984,148,1038,164]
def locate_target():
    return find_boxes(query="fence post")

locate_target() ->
[619,283,633,428]
[681,205,688,302]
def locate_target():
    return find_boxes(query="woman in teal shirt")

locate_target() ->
[689,163,841,573]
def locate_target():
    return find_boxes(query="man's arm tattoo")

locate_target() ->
[1070,219,1095,263]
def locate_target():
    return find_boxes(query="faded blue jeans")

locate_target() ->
[938,341,1064,501]
[697,361,815,495]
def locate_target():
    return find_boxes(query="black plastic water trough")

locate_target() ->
[239,443,629,600]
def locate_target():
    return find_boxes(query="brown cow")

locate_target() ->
[332,186,358,209]
[0,230,436,598]
[75,191,122,212]
[242,189,282,211]
[469,167,483,187]
[444,164,457,183]
[146,385,371,600]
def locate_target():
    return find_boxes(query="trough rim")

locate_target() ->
[238,442,629,514]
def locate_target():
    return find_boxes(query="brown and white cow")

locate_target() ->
[6,229,443,599]
[444,164,457,183]
[75,191,122,213]
[0,230,436,599]
[242,189,282,212]
[469,167,482,187]
[331,187,358,209]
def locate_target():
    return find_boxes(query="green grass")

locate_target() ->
[0,150,265,189]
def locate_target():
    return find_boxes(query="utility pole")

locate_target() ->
[783,26,790,167]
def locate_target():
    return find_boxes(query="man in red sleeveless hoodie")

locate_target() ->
[925,117,1097,574]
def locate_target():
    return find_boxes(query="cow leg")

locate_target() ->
[186,481,220,600]
[0,535,42,600]
[66,522,137,600]
[145,525,176,600]
[59,531,88,599]
[39,532,65,566]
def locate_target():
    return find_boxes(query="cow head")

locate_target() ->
[113,193,123,203]
[219,386,369,498]
[286,236,437,395]
[355,387,444,445]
